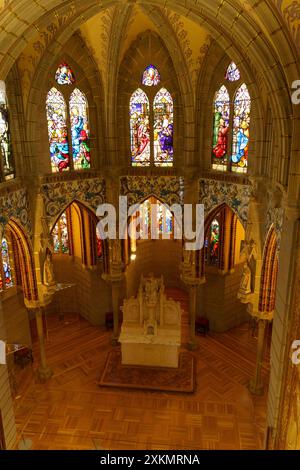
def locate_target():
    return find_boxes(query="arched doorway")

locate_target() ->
[125,195,183,297]
[199,203,246,332]
[48,200,110,325]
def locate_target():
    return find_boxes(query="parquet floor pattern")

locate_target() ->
[13,289,270,450]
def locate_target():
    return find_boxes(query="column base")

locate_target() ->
[37,366,53,383]
[111,335,120,347]
[187,341,198,351]
[248,378,264,396]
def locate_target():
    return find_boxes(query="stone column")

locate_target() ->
[111,280,121,345]
[249,317,269,395]
[188,283,198,350]
[35,308,52,382]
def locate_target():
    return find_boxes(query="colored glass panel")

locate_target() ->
[231,83,250,174]
[0,81,14,181]
[46,87,70,173]
[153,88,173,167]
[130,89,150,166]
[1,238,13,288]
[212,85,230,172]
[70,88,91,170]
[142,65,161,87]
[55,63,75,85]
[52,212,69,254]
[225,62,241,82]
[209,219,219,265]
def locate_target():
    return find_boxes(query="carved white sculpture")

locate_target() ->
[119,274,182,368]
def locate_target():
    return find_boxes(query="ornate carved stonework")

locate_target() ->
[199,178,251,225]
[41,177,106,227]
[273,0,300,47]
[265,206,284,245]
[120,176,184,206]
[0,188,32,236]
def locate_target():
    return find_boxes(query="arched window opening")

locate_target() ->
[69,88,91,170]
[129,197,174,255]
[205,219,220,266]
[231,83,251,174]
[52,212,69,254]
[130,66,174,167]
[0,80,15,181]
[153,88,174,167]
[212,86,230,172]
[211,64,250,174]
[130,89,150,167]
[46,87,70,173]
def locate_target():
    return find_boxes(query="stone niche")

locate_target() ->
[119,275,181,368]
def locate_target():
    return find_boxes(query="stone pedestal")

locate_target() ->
[119,275,181,368]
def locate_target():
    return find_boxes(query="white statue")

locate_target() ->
[238,239,257,301]
[43,249,56,287]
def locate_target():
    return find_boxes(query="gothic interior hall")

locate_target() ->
[0,0,300,452]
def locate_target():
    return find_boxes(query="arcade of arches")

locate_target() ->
[0,0,300,451]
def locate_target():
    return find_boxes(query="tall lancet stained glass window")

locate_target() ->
[130,89,150,166]
[69,89,91,170]
[142,65,161,87]
[52,212,69,254]
[55,63,75,85]
[46,87,70,173]
[231,83,250,173]
[212,85,230,172]
[1,238,13,290]
[0,81,15,181]
[153,88,173,167]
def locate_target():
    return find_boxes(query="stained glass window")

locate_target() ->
[55,63,75,85]
[153,88,173,167]
[142,65,161,87]
[0,81,14,181]
[130,89,150,166]
[46,87,70,173]
[209,219,220,265]
[137,198,173,239]
[231,83,251,173]
[212,85,230,172]
[96,227,102,258]
[1,238,13,289]
[69,89,90,170]
[52,212,69,254]
[225,62,241,82]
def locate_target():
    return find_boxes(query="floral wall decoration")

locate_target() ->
[42,177,106,227]
[199,178,251,226]
[120,176,184,206]
[0,188,32,236]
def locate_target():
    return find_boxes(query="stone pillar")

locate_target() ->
[111,281,121,345]
[188,283,197,350]
[35,308,52,382]
[102,239,124,346]
[0,298,17,449]
[249,317,269,395]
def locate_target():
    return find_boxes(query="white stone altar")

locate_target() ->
[119,275,181,368]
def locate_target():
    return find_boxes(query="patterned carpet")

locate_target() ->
[99,350,195,393]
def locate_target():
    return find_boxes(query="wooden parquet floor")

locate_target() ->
[12,289,270,450]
